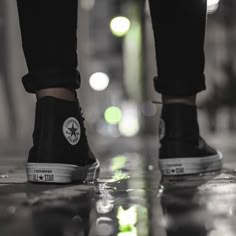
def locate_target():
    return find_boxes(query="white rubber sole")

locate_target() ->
[159,151,223,176]
[26,159,100,183]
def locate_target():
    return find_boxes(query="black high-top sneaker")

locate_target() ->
[26,96,100,183]
[158,103,222,176]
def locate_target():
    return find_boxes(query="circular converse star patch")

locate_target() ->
[63,117,81,145]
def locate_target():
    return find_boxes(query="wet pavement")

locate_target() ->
[0,134,236,236]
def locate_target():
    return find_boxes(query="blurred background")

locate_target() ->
[0,0,235,155]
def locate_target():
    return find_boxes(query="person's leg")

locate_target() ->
[149,0,206,104]
[148,0,222,175]
[17,0,100,183]
[16,0,79,101]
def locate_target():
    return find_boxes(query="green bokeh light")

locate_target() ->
[104,106,122,124]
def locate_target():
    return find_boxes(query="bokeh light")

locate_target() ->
[104,106,122,125]
[119,103,140,137]
[207,0,220,13]
[110,16,131,37]
[89,72,110,91]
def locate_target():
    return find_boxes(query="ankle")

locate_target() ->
[162,95,196,106]
[36,88,77,101]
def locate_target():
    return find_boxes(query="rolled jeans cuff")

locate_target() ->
[153,75,206,97]
[22,68,81,93]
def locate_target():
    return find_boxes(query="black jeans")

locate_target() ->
[17,0,207,96]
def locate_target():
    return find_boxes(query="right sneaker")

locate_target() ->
[158,103,222,176]
[26,96,100,183]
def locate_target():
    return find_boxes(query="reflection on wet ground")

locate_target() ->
[0,137,236,236]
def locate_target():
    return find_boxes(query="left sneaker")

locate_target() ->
[26,96,100,183]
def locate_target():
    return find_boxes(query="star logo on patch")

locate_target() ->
[63,117,81,145]
[68,123,78,137]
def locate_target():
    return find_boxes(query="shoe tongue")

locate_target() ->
[160,103,199,140]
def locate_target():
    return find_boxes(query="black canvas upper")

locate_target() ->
[28,96,96,166]
[159,103,217,159]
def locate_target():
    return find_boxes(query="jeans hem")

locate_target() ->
[153,75,206,96]
[22,68,80,93]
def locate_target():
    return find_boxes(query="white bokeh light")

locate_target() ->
[110,16,131,37]
[118,102,140,137]
[89,72,110,91]
[207,0,220,13]
[208,0,220,6]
